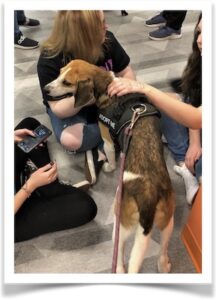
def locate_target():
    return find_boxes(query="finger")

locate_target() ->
[50,173,58,182]
[46,163,57,176]
[24,129,35,137]
[40,162,56,172]
[116,88,129,97]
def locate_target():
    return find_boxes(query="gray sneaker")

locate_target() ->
[145,13,166,27]
[149,26,182,41]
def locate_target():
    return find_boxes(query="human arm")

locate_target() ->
[14,162,57,214]
[185,129,202,174]
[106,31,136,80]
[116,65,136,80]
[108,78,202,129]
[47,96,82,119]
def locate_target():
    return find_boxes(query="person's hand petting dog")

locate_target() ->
[108,78,144,97]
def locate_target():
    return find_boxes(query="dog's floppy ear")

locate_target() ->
[74,78,95,108]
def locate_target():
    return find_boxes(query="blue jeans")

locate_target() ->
[14,10,26,36]
[47,108,102,153]
[161,112,202,181]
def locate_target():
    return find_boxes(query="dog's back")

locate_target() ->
[120,116,174,233]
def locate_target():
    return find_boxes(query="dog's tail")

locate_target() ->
[138,190,158,236]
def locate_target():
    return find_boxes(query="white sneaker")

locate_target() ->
[174,164,199,205]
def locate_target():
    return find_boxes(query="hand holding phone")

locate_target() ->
[17,124,52,153]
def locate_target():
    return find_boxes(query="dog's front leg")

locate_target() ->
[103,140,116,172]
[99,122,116,172]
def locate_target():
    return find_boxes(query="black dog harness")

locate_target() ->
[98,93,160,149]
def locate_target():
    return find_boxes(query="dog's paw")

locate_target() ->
[157,255,171,273]
[102,162,116,173]
[116,265,126,273]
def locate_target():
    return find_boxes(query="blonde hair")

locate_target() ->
[41,11,105,64]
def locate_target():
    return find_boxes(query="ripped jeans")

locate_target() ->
[47,108,102,153]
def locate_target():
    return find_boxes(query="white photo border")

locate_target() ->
[4,0,213,284]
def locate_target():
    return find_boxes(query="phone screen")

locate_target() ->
[17,125,52,153]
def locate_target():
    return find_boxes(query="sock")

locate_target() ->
[174,163,199,205]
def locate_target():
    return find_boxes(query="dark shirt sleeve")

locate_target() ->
[106,31,130,73]
[37,54,62,106]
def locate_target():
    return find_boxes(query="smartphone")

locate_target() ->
[17,124,52,153]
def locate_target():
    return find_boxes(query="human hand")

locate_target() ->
[185,145,202,174]
[14,129,35,142]
[27,162,58,192]
[108,78,144,97]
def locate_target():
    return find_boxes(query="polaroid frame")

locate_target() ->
[3,0,213,284]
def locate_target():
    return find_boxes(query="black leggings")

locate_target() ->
[162,11,187,30]
[15,117,97,242]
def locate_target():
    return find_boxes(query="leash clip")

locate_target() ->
[129,108,141,129]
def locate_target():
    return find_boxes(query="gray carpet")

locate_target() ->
[14,10,200,274]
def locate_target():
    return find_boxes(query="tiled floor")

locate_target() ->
[14,10,200,274]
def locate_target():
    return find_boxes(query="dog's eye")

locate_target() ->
[62,80,72,87]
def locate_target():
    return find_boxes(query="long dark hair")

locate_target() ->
[181,13,202,107]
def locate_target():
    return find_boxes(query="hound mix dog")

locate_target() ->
[45,59,175,273]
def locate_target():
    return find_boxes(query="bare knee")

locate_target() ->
[60,123,84,151]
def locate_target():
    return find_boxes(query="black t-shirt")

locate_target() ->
[37,31,130,108]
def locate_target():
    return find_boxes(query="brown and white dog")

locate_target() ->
[45,59,175,273]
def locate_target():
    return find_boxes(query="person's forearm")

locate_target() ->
[14,180,35,214]
[48,96,82,119]
[14,190,29,214]
[189,129,201,146]
[116,66,136,80]
[142,84,202,129]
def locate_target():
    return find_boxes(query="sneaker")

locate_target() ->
[145,13,166,27]
[85,148,105,185]
[174,163,199,205]
[121,10,128,16]
[149,26,182,41]
[60,179,91,191]
[18,17,40,27]
[14,32,39,49]
[72,180,91,191]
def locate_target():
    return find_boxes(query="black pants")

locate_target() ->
[15,117,97,242]
[162,11,187,30]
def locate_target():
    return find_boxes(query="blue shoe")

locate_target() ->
[145,13,166,27]
[149,26,182,41]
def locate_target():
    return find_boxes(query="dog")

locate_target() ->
[45,59,175,273]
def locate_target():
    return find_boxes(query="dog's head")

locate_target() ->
[44,59,97,107]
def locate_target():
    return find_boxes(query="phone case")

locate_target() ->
[17,125,52,153]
